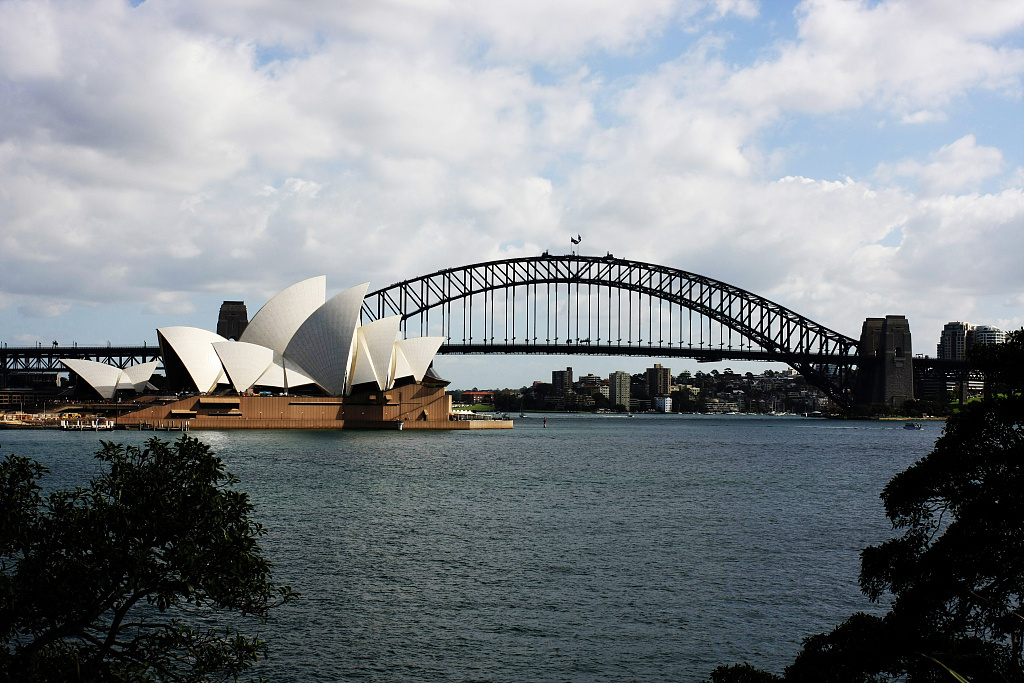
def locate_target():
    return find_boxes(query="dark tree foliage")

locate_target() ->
[702,662,782,682]
[970,328,1024,400]
[0,436,296,682]
[782,613,898,683]
[707,330,1024,683]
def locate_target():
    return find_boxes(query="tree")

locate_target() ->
[0,436,296,682]
[704,663,781,682]
[707,330,1024,682]
[970,328,1024,400]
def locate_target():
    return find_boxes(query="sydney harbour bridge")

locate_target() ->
[2,254,970,408]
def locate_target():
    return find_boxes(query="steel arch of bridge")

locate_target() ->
[362,255,861,405]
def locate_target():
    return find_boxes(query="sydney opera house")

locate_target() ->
[62,277,504,430]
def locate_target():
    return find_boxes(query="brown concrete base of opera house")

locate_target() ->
[115,383,513,430]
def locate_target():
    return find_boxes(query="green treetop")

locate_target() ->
[0,436,297,682]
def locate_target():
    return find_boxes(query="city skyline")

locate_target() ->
[1,0,1022,390]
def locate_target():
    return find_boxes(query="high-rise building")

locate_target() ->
[969,325,1005,347]
[609,371,631,409]
[646,363,672,397]
[216,301,249,341]
[552,367,574,396]
[938,322,1004,360]
[937,322,970,360]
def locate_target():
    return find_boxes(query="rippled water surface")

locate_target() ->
[4,415,940,681]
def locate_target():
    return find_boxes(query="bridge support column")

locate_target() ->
[854,315,914,407]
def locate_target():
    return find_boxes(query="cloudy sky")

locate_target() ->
[1,0,1022,389]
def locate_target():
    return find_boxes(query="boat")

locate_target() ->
[903,422,923,430]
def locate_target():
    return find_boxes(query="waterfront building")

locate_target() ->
[574,373,606,402]
[630,373,648,400]
[646,364,672,397]
[609,371,631,409]
[936,322,1004,364]
[937,321,971,360]
[552,367,574,396]
[969,325,1005,347]
[728,390,748,411]
[652,396,672,413]
[461,391,494,405]
[542,385,594,411]
[705,399,741,413]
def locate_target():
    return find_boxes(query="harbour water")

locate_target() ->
[2,415,939,681]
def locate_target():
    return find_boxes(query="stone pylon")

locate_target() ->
[854,315,914,407]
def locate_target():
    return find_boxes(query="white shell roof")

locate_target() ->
[239,275,326,355]
[157,326,227,394]
[393,337,446,382]
[60,359,124,400]
[284,283,369,397]
[393,336,414,383]
[60,359,159,399]
[121,361,160,392]
[213,341,274,393]
[253,354,317,390]
[349,333,377,391]
[350,315,403,392]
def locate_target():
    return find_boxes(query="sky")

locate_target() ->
[0,0,1022,390]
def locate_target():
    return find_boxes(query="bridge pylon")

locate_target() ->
[854,315,914,407]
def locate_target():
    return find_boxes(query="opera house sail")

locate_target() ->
[60,358,159,400]
[283,283,369,397]
[108,276,507,429]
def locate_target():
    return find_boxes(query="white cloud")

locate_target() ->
[720,0,1024,117]
[0,0,62,80]
[283,178,321,198]
[902,188,1024,292]
[900,110,947,125]
[711,0,759,20]
[18,299,71,318]
[875,135,1005,195]
[147,291,196,316]
[157,0,709,64]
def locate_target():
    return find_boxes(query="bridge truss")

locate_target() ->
[0,344,161,389]
[362,255,861,406]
